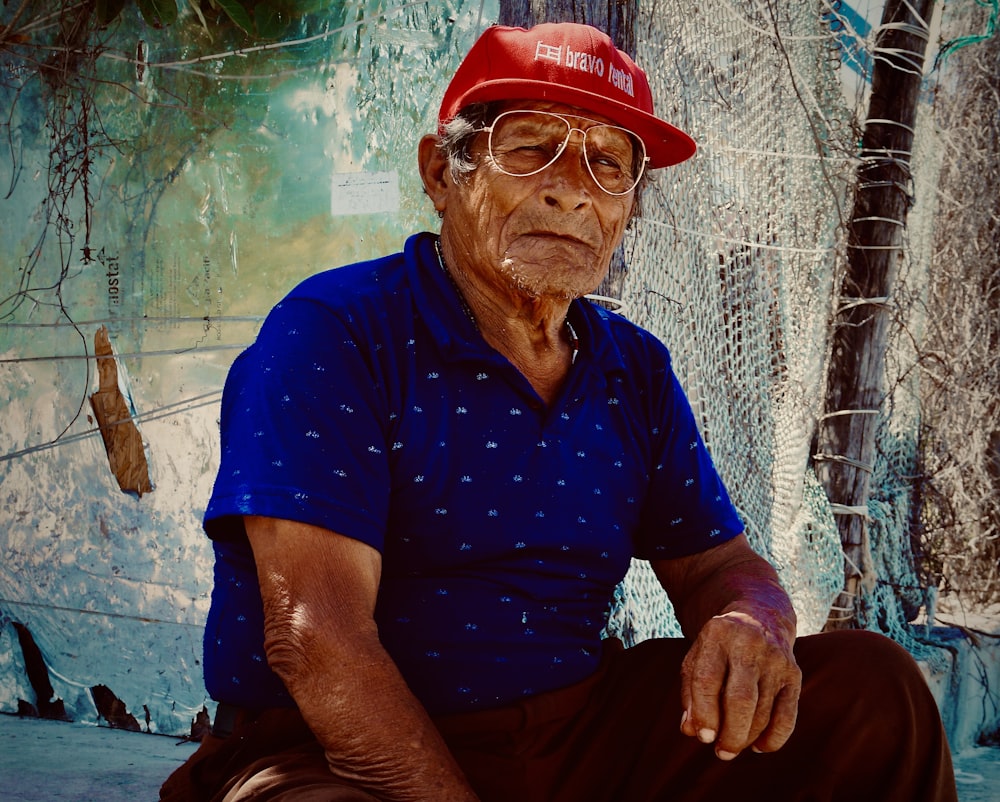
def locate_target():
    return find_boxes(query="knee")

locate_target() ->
[798,629,925,683]
[796,630,939,733]
[790,633,955,799]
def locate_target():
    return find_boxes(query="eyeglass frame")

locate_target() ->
[477,109,650,197]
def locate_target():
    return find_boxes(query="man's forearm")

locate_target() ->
[267,626,480,802]
[247,516,479,802]
[653,534,796,647]
[685,553,796,648]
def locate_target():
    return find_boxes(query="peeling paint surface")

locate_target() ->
[0,2,496,735]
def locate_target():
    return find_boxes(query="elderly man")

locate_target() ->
[162,22,957,802]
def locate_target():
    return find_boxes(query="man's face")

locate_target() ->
[437,101,638,306]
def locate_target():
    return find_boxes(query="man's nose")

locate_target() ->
[541,135,594,208]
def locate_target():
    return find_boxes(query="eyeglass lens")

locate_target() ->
[487,111,645,196]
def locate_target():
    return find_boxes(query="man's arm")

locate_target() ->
[245,515,480,802]
[651,533,801,761]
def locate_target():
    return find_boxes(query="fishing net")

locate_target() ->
[606,0,999,648]
[606,0,851,640]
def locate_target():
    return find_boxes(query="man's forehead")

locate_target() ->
[493,100,622,127]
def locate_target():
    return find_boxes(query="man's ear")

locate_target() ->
[418,134,449,214]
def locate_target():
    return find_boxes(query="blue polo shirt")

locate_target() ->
[202,232,743,715]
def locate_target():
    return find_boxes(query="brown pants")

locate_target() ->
[161,631,957,801]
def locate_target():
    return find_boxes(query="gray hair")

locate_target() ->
[436,102,499,180]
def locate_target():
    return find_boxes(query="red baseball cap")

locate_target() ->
[439,23,696,168]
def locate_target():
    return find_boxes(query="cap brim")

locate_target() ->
[449,79,696,169]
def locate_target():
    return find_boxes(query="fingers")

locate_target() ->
[679,614,801,760]
[714,660,762,759]
[751,681,800,753]
[679,636,726,744]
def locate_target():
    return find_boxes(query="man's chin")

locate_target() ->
[499,261,604,305]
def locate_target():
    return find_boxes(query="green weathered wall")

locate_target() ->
[0,1,497,736]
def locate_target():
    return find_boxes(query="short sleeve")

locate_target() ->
[204,296,391,551]
[632,353,744,560]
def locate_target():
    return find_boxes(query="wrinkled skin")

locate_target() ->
[653,533,801,760]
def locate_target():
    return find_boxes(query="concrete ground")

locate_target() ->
[952,746,1000,802]
[0,714,196,800]
[0,712,997,801]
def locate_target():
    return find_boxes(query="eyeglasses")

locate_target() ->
[481,110,649,197]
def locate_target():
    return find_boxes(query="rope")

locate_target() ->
[813,453,875,473]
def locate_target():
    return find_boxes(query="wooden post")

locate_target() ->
[497,0,638,298]
[498,1,636,56]
[816,0,936,629]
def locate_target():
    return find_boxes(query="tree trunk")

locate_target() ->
[498,1,636,56]
[498,0,637,299]
[816,0,936,629]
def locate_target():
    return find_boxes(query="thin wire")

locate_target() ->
[1,315,265,328]
[0,596,204,629]
[0,343,248,364]
[829,503,872,517]
[0,391,222,463]
[820,409,881,420]
[97,0,435,75]
[712,145,857,163]
[813,452,875,473]
[863,118,917,134]
[642,218,839,256]
[935,0,999,68]
[475,0,487,37]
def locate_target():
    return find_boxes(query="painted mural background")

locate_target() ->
[1,1,496,735]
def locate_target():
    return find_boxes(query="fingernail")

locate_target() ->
[751,745,763,754]
[680,709,689,728]
[716,749,738,761]
[698,728,716,744]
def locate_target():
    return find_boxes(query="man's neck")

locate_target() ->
[436,236,576,405]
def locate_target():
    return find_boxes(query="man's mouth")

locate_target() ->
[519,230,593,248]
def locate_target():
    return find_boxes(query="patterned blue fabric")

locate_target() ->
[202,232,743,715]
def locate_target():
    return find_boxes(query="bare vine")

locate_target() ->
[911,15,1000,605]
[0,3,129,439]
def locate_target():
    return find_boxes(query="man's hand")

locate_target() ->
[651,533,801,761]
[679,609,801,759]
